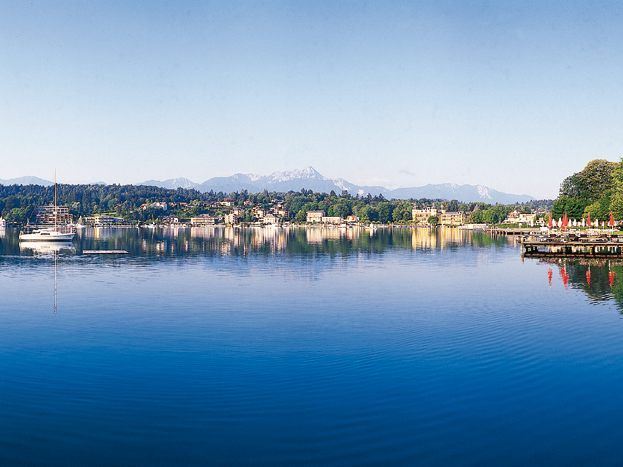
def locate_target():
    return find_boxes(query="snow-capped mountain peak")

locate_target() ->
[168,178,197,189]
[332,178,352,191]
[476,185,491,199]
[135,167,534,203]
[267,167,323,182]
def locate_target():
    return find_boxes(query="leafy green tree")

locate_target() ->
[295,210,307,222]
[328,199,351,218]
[447,200,460,212]
[376,202,393,224]
[559,159,617,203]
[392,202,412,222]
[610,161,623,219]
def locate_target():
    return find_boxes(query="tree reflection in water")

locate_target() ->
[541,258,623,311]
[0,226,511,258]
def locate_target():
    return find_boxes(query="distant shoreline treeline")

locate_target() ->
[0,183,553,224]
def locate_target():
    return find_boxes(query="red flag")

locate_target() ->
[609,212,615,227]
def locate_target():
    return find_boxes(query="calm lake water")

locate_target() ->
[2,226,623,465]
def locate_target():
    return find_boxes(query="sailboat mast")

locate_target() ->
[54,170,57,229]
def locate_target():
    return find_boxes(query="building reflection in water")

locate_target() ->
[1,225,512,260]
[411,226,479,251]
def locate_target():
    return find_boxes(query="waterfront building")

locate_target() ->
[439,211,465,226]
[190,214,216,226]
[224,213,240,225]
[346,215,360,223]
[84,215,126,226]
[263,214,279,225]
[161,216,180,226]
[412,206,442,225]
[321,216,343,225]
[306,211,325,223]
[412,205,466,226]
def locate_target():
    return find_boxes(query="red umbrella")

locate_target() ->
[609,212,615,228]
[562,212,569,231]
[586,213,591,227]
[548,214,553,229]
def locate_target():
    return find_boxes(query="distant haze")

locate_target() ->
[2,1,623,198]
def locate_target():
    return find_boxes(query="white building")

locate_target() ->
[504,210,537,226]
[306,211,325,223]
[223,213,240,225]
[321,216,343,225]
[191,214,216,226]
[263,214,279,225]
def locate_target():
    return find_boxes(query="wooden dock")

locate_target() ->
[83,250,129,255]
[489,227,539,236]
[523,240,623,258]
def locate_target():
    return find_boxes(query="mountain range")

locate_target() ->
[0,168,535,203]
[0,176,54,187]
[139,167,534,203]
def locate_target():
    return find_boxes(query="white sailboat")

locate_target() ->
[19,228,75,242]
[19,173,75,242]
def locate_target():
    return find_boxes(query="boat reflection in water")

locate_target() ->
[19,241,76,255]
[18,241,72,313]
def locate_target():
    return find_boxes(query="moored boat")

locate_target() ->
[19,227,75,242]
[18,172,75,242]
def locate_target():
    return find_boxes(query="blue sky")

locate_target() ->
[1,0,622,198]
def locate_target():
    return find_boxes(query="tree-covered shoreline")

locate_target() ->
[553,159,623,221]
[0,183,552,225]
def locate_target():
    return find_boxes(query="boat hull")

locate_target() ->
[19,233,75,242]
